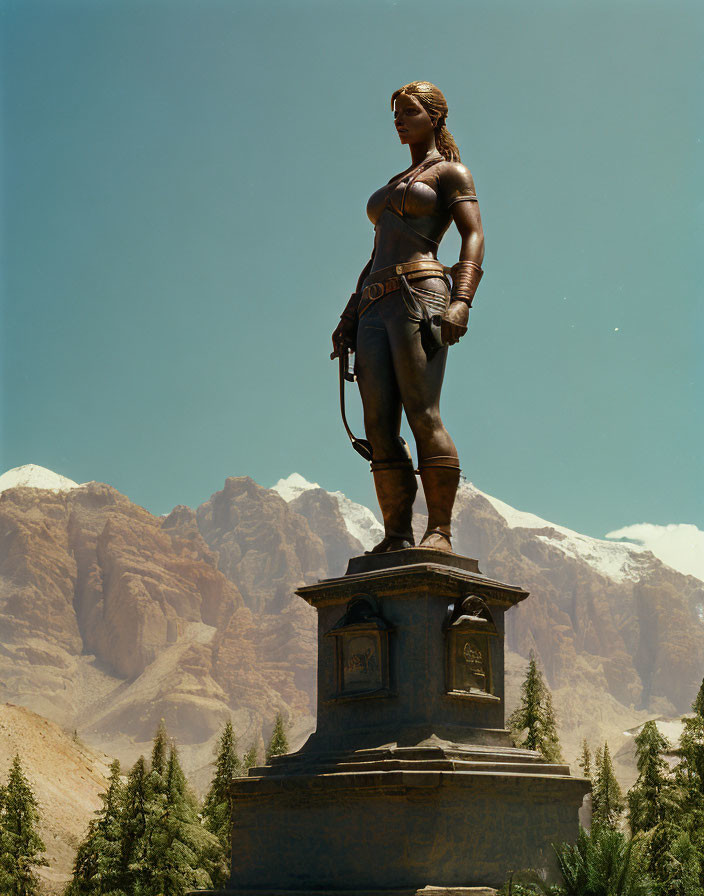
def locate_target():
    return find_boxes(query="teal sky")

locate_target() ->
[2,0,702,536]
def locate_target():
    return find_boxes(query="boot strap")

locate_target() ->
[371,459,415,472]
[418,455,461,471]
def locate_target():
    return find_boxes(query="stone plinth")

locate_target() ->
[218,549,589,894]
[299,549,524,754]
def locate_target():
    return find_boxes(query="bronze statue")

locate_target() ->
[332,81,484,554]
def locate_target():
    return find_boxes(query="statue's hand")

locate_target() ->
[331,318,356,359]
[441,301,469,345]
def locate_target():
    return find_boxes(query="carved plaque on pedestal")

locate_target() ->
[445,596,498,699]
[326,595,392,699]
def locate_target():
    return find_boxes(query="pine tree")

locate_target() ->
[693,676,704,720]
[540,690,563,763]
[670,677,704,891]
[203,721,240,886]
[592,742,624,828]
[242,745,259,772]
[65,759,124,896]
[627,721,673,835]
[0,754,47,896]
[651,825,702,896]
[265,714,289,763]
[147,745,218,896]
[118,755,153,895]
[508,652,563,762]
[151,719,169,780]
[594,744,603,773]
[578,739,592,779]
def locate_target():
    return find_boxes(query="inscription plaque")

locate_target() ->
[326,594,392,699]
[342,633,382,692]
[445,595,498,698]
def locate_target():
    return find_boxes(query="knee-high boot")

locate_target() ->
[418,456,461,552]
[368,459,418,553]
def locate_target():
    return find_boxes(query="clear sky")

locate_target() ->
[1,0,702,536]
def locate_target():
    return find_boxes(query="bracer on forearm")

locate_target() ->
[450,261,483,308]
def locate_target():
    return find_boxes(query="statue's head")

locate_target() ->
[390,81,460,162]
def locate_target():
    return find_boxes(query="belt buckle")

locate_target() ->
[368,282,384,300]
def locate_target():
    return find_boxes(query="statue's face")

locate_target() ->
[393,93,434,146]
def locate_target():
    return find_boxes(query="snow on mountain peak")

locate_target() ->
[327,489,383,552]
[605,523,704,582]
[0,464,80,494]
[275,475,701,584]
[271,473,320,502]
[272,473,383,552]
[456,481,654,583]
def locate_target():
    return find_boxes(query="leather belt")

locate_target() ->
[361,260,449,303]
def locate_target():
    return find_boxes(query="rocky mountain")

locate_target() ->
[0,469,318,785]
[1,463,703,792]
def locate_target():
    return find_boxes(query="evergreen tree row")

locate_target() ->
[502,670,704,895]
[66,712,290,896]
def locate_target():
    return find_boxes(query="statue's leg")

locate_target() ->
[383,287,460,552]
[356,300,417,552]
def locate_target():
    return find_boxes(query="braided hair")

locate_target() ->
[390,81,461,163]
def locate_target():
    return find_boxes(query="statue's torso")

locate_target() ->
[367,165,453,272]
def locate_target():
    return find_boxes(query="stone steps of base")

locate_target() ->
[264,744,545,774]
[250,757,572,779]
[319,758,572,776]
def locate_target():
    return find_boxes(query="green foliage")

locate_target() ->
[242,745,259,772]
[65,759,124,896]
[148,745,220,896]
[578,740,592,781]
[0,755,47,896]
[554,825,655,896]
[118,755,153,894]
[671,705,704,890]
[627,721,673,835]
[591,742,624,829]
[541,691,563,764]
[203,720,241,887]
[65,721,222,896]
[648,822,703,896]
[508,652,564,763]
[150,719,169,779]
[265,713,289,763]
[624,692,704,895]
[493,685,704,896]
[692,676,704,720]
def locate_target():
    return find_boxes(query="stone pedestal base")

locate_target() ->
[201,550,588,895]
[224,741,585,892]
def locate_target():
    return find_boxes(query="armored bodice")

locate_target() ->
[366,156,478,268]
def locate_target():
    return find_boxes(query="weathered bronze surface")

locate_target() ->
[332,82,485,555]
[193,85,589,896]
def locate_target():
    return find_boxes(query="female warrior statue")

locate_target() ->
[331,81,484,554]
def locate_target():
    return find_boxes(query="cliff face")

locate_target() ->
[450,486,704,716]
[1,469,702,786]
[0,477,318,765]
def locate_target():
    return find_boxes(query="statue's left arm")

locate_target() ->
[439,164,485,346]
